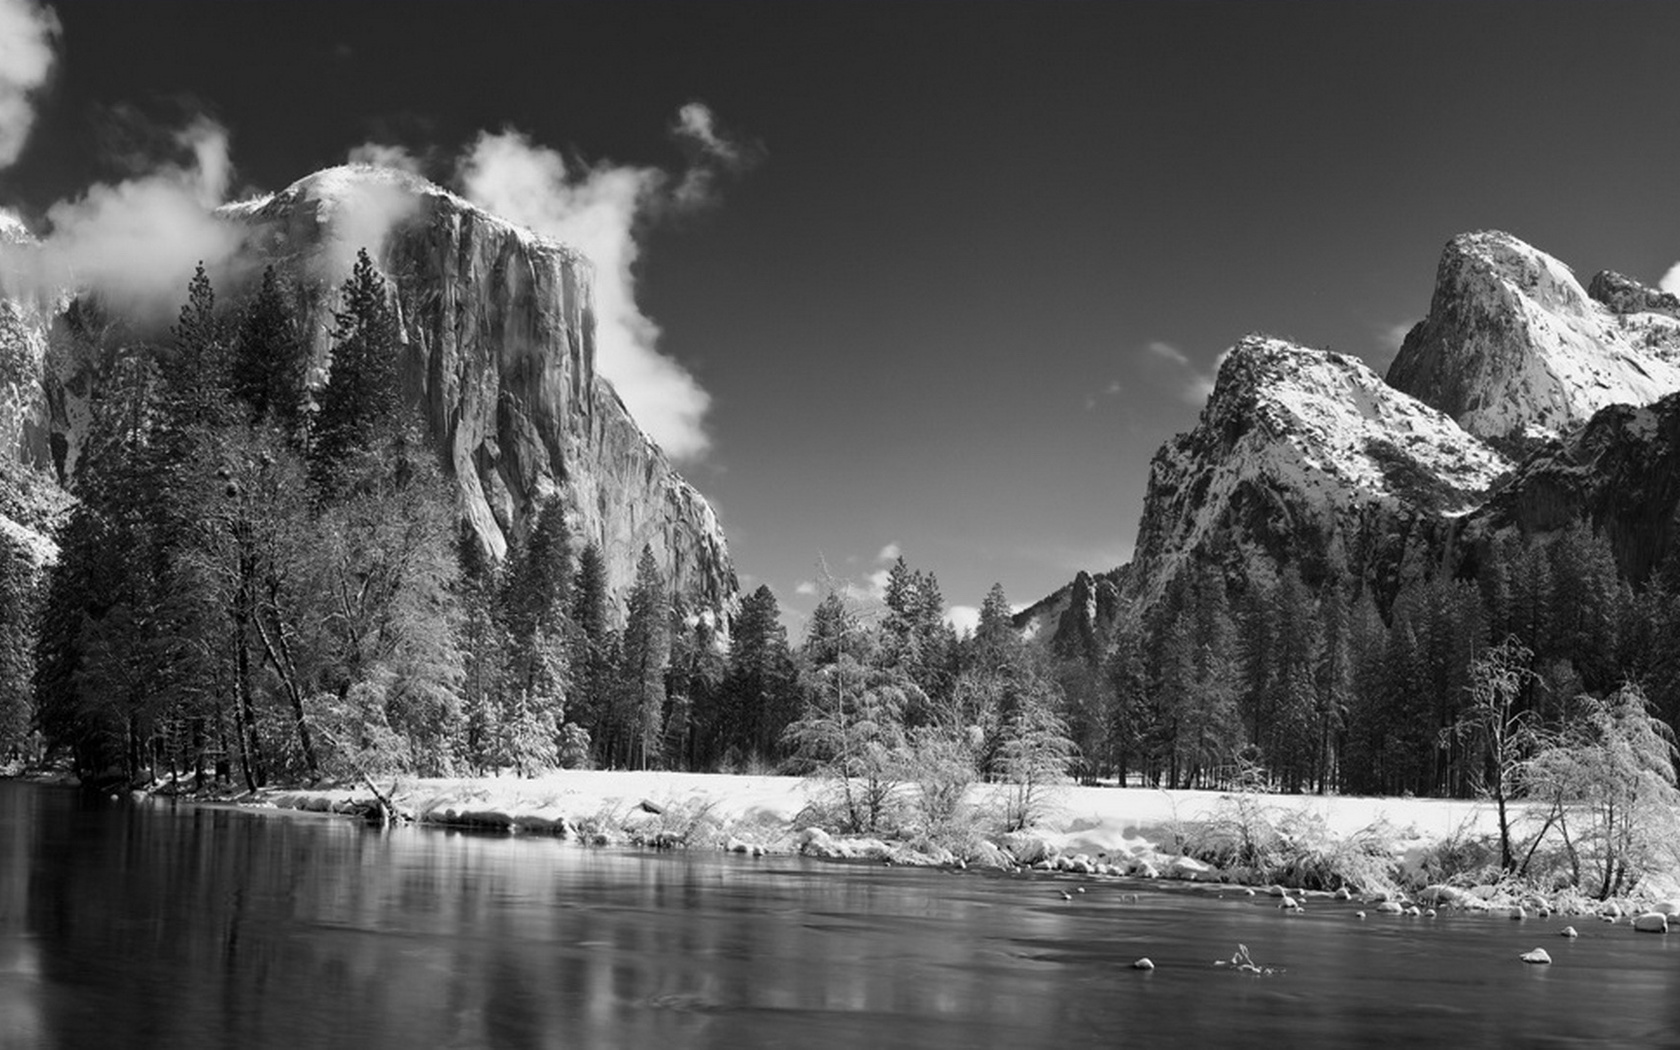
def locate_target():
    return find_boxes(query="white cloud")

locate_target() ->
[1143,339,1222,406]
[794,580,817,597]
[8,117,247,319]
[1661,262,1680,298]
[347,141,422,174]
[876,541,901,562]
[456,105,751,462]
[944,604,980,636]
[1145,339,1190,367]
[0,0,58,171]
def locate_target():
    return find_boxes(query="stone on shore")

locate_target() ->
[1632,912,1669,934]
[1520,948,1551,964]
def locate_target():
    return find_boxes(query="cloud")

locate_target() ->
[1661,262,1680,298]
[1084,378,1124,411]
[4,116,247,319]
[0,0,58,170]
[1142,339,1223,405]
[346,141,422,175]
[944,604,980,636]
[793,580,818,597]
[1145,340,1190,367]
[876,541,901,562]
[456,104,752,461]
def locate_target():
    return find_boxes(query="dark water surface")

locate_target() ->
[3,781,1678,1049]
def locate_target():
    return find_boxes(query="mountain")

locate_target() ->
[1126,334,1509,605]
[1387,231,1680,453]
[1032,231,1680,655]
[0,165,736,613]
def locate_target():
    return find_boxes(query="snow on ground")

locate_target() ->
[261,769,1511,867]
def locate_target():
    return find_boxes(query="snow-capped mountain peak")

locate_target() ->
[1387,231,1680,451]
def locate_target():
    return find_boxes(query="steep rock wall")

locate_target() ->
[2,166,736,613]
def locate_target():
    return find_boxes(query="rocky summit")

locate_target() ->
[1128,335,1509,606]
[0,165,736,614]
[1387,231,1680,453]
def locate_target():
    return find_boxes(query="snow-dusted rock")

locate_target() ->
[1375,901,1404,915]
[1521,948,1552,965]
[1127,335,1509,606]
[1389,231,1680,452]
[1167,856,1214,881]
[1000,831,1053,866]
[1632,912,1669,934]
[967,841,1014,871]
[1416,884,1472,906]
[1132,958,1155,971]
[1652,900,1680,917]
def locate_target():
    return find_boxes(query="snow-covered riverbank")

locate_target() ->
[235,770,1677,905]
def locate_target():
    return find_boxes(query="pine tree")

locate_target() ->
[720,584,799,767]
[233,265,307,431]
[620,546,670,769]
[311,248,403,483]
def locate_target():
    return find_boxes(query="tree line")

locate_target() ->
[1080,525,1680,802]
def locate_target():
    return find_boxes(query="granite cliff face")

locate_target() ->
[0,166,736,613]
[1386,231,1680,453]
[1454,393,1680,587]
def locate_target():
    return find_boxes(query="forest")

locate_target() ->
[2,258,1679,845]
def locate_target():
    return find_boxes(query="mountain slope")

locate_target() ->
[1454,392,1680,587]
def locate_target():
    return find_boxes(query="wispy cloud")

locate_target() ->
[0,0,58,171]
[1143,339,1222,406]
[876,541,901,562]
[346,141,422,175]
[794,579,818,597]
[455,102,755,461]
[4,115,248,319]
[1145,339,1190,367]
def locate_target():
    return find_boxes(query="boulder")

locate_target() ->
[1520,948,1552,965]
[1000,831,1052,866]
[967,841,1014,871]
[1416,884,1471,906]
[1632,912,1669,934]
[1376,901,1404,915]
[1166,856,1214,881]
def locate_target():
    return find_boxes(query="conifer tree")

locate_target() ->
[311,248,403,482]
[621,546,670,769]
[720,584,798,766]
[233,265,307,431]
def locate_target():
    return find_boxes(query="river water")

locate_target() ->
[2,781,1677,1049]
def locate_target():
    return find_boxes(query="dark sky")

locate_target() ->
[8,1,1680,630]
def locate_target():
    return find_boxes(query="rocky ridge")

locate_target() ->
[0,165,736,613]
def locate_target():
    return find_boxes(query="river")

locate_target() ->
[1,781,1677,1048]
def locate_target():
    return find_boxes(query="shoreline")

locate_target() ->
[13,768,1680,919]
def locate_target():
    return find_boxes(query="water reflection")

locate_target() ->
[3,781,1680,1049]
